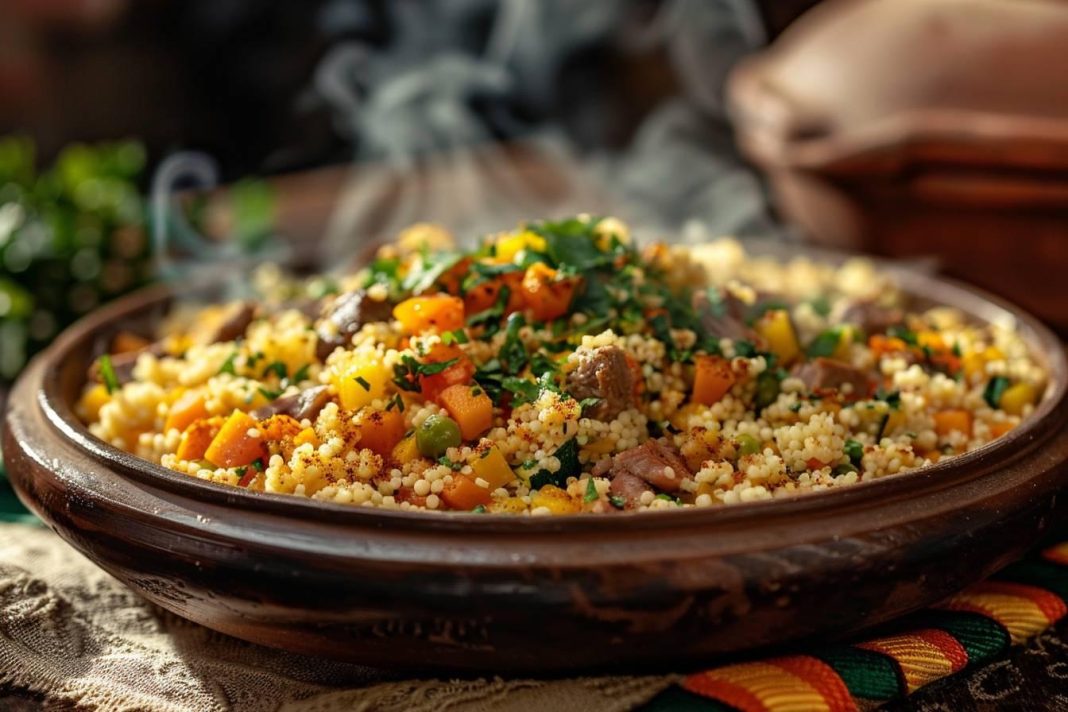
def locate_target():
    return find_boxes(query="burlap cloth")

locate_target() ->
[0,523,674,711]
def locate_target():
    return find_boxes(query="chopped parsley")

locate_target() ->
[441,328,470,346]
[471,504,487,514]
[262,361,287,380]
[584,477,599,503]
[528,439,580,490]
[218,351,238,376]
[98,354,120,394]
[844,439,863,467]
[887,325,918,346]
[353,375,371,391]
[806,329,842,359]
[983,376,1011,409]
[609,495,626,509]
[579,397,602,416]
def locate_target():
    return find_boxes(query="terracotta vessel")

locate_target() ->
[4,251,1068,672]
[728,0,1068,332]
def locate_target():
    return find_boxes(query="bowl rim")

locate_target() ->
[30,243,1068,534]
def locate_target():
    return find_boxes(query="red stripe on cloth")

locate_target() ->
[974,581,1068,624]
[771,656,858,712]
[683,672,768,712]
[911,628,969,672]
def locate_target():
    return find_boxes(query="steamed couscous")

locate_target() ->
[78,216,1047,514]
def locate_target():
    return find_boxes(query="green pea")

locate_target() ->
[754,371,781,410]
[416,414,462,458]
[737,433,761,457]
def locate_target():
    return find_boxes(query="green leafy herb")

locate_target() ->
[501,376,540,405]
[386,393,405,412]
[528,439,580,490]
[290,364,310,383]
[844,439,863,467]
[887,326,918,346]
[218,351,238,376]
[258,386,283,401]
[353,375,371,391]
[654,493,679,504]
[734,340,758,358]
[983,376,1011,409]
[609,495,626,509]
[809,296,832,317]
[471,504,487,514]
[499,312,528,374]
[530,217,612,271]
[832,463,858,477]
[262,361,287,380]
[252,459,264,472]
[98,354,120,394]
[584,477,599,503]
[437,455,463,470]
[806,329,842,359]
[875,388,901,410]
[401,252,462,295]
[579,397,602,416]
[441,328,469,346]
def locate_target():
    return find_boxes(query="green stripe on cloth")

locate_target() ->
[810,645,904,701]
[998,559,1068,601]
[907,610,1011,666]
[643,685,733,712]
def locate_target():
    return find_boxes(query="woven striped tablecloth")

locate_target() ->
[2,462,1066,711]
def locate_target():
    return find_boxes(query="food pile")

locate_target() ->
[78,217,1047,514]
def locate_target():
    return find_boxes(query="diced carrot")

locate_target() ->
[112,331,151,354]
[294,427,319,448]
[989,421,1015,439]
[436,257,471,295]
[418,343,476,402]
[204,410,266,468]
[438,383,494,440]
[691,355,735,406]
[933,409,973,437]
[806,457,828,470]
[176,416,224,461]
[356,408,406,455]
[519,262,578,322]
[463,270,524,316]
[869,334,908,358]
[440,474,492,510]
[259,414,302,442]
[164,391,208,434]
[393,294,465,333]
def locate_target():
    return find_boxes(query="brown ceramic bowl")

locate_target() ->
[4,250,1068,673]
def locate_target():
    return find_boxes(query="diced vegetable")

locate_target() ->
[438,383,494,440]
[112,331,151,354]
[391,434,421,465]
[417,344,476,402]
[755,309,800,365]
[983,376,1011,409]
[393,294,465,333]
[519,262,578,322]
[753,370,782,411]
[530,484,581,514]
[356,408,406,455]
[692,355,735,406]
[470,446,515,489]
[78,384,110,421]
[294,427,319,448]
[1000,382,1037,416]
[989,421,1015,439]
[495,230,546,262]
[164,391,208,434]
[440,474,493,510]
[258,414,302,442]
[736,433,761,456]
[933,409,973,437]
[176,416,224,461]
[204,410,266,468]
[337,360,390,410]
[869,334,908,359]
[416,414,462,458]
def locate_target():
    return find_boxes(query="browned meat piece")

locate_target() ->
[692,289,757,343]
[841,301,904,336]
[209,302,256,343]
[610,438,691,493]
[316,290,393,360]
[608,472,653,510]
[251,385,330,422]
[793,357,875,401]
[567,346,636,420]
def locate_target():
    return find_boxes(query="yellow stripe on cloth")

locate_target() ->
[940,581,1065,643]
[856,633,959,693]
[688,660,831,712]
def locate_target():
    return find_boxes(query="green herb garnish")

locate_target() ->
[983,376,1011,409]
[218,351,238,376]
[98,354,120,394]
[584,477,599,503]
[354,375,371,391]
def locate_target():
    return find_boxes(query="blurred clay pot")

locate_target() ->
[728,0,1068,331]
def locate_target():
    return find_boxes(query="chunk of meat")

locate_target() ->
[692,289,757,343]
[610,438,691,493]
[567,346,637,420]
[793,357,875,401]
[608,472,653,510]
[316,290,393,360]
[208,302,255,343]
[841,301,904,336]
[251,385,331,422]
